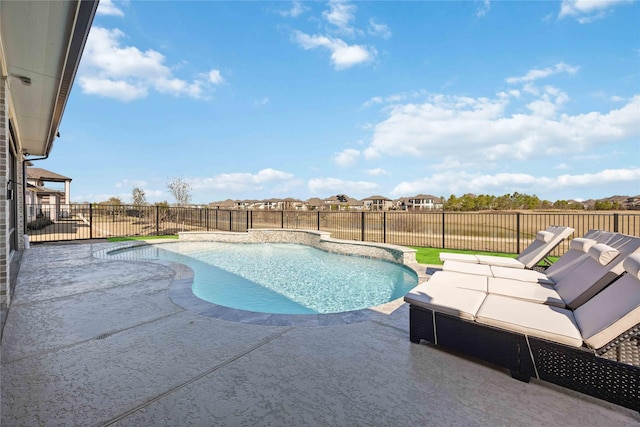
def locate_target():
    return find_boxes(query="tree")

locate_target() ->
[100,196,122,206]
[132,187,147,206]
[167,177,192,206]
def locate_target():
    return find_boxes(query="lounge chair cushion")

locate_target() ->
[575,254,640,349]
[570,237,597,253]
[439,253,478,263]
[623,253,640,279]
[487,277,565,307]
[442,261,492,276]
[489,266,554,285]
[537,230,554,242]
[475,255,524,269]
[424,271,489,292]
[404,281,487,321]
[476,295,583,347]
[588,243,619,266]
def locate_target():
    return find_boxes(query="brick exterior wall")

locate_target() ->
[1,77,9,309]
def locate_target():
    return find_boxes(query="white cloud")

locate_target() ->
[293,31,376,70]
[189,169,295,193]
[559,0,632,22]
[334,148,360,166]
[323,0,357,35]
[477,0,491,17]
[364,87,639,165]
[390,168,640,198]
[207,70,224,84]
[368,19,392,39]
[79,26,223,101]
[308,177,379,197]
[79,77,147,102]
[115,179,148,189]
[253,97,270,107]
[506,63,579,84]
[279,1,306,18]
[366,168,389,176]
[97,0,125,17]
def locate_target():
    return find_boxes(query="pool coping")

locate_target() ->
[94,230,429,327]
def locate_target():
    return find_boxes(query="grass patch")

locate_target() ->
[410,246,559,266]
[410,247,519,265]
[107,235,178,242]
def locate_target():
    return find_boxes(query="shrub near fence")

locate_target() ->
[25,204,640,255]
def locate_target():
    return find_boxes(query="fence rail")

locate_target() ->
[26,204,640,255]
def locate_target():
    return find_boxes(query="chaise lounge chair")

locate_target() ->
[405,251,640,412]
[442,231,632,287]
[439,225,575,270]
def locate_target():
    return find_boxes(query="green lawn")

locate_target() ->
[107,235,179,242]
[410,247,518,265]
[410,246,559,265]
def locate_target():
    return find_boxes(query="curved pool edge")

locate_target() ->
[179,229,420,266]
[93,233,429,327]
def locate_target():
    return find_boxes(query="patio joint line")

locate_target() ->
[98,326,296,427]
[1,310,185,365]
[369,319,409,336]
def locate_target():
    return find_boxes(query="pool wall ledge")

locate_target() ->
[178,229,419,266]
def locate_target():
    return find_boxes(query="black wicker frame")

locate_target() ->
[409,304,640,412]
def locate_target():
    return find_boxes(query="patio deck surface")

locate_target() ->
[1,241,638,426]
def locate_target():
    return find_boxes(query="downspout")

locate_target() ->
[21,151,51,233]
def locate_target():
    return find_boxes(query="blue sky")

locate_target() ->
[41,0,639,204]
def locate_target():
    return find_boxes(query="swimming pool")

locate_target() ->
[106,241,418,315]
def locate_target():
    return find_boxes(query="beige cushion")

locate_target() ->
[588,243,619,266]
[442,260,492,276]
[489,266,555,285]
[575,254,640,349]
[537,230,554,243]
[476,295,583,347]
[439,253,478,263]
[623,253,640,279]
[404,281,486,321]
[476,255,524,269]
[425,271,489,292]
[487,277,565,307]
[570,237,597,253]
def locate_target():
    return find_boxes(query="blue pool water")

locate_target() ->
[107,242,418,314]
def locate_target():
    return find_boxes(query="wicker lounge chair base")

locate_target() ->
[408,305,640,412]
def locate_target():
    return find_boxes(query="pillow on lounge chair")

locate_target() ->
[588,244,619,266]
[536,230,554,243]
[569,237,597,253]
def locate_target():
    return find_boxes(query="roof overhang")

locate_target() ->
[0,0,98,157]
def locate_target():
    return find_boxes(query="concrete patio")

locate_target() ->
[1,241,638,426]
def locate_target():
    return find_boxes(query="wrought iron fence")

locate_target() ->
[25,204,640,255]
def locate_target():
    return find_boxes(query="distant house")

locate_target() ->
[406,194,443,210]
[625,196,640,210]
[362,195,392,211]
[25,168,72,222]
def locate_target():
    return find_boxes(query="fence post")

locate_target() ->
[383,212,386,243]
[317,211,320,230]
[441,210,445,249]
[155,206,159,236]
[361,211,365,242]
[613,213,619,232]
[246,211,249,231]
[281,210,284,229]
[250,210,253,229]
[229,210,232,231]
[89,204,93,239]
[516,212,521,254]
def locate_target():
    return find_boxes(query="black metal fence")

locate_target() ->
[26,204,640,255]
